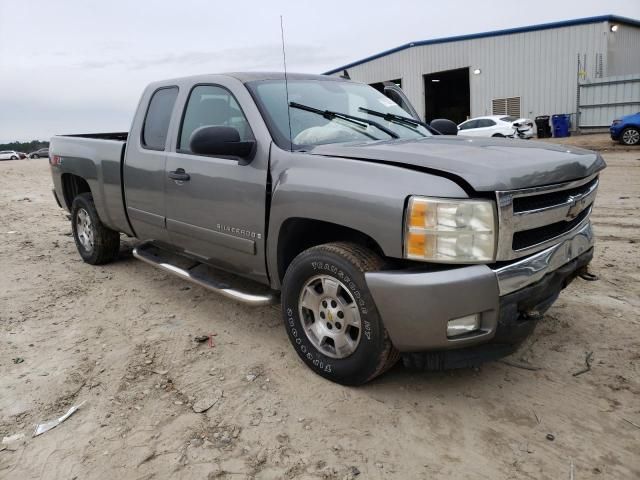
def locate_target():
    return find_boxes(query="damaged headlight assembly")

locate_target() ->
[404,196,497,263]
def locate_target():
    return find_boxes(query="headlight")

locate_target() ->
[404,196,496,263]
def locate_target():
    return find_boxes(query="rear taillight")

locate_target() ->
[50,155,61,166]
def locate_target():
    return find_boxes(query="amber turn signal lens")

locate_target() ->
[409,200,427,227]
[406,231,425,257]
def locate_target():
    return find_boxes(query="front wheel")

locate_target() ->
[31,154,39,159]
[492,133,505,138]
[620,127,640,146]
[10,156,17,160]
[71,193,120,265]
[281,242,399,385]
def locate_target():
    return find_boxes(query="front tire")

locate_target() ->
[281,242,399,385]
[620,127,640,146]
[31,154,39,159]
[10,156,17,160]
[71,193,120,265]
[492,133,505,138]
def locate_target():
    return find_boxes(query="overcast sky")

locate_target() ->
[1,0,638,142]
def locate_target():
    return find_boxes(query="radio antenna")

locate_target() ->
[280,15,293,152]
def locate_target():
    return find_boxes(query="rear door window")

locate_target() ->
[141,87,179,150]
[178,85,253,152]
[478,119,496,127]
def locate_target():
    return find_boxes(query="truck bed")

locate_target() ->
[50,132,132,236]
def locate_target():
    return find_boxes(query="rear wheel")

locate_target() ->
[620,127,640,146]
[71,193,120,265]
[281,242,399,385]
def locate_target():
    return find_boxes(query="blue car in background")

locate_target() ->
[610,112,640,146]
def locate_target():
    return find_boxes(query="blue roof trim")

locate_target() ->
[324,15,640,75]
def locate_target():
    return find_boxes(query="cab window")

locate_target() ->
[141,87,179,150]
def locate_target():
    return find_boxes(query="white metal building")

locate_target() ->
[325,15,640,129]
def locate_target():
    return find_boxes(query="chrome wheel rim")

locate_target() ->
[622,129,639,145]
[76,208,94,253]
[298,275,362,359]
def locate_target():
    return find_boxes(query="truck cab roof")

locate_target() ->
[146,72,349,89]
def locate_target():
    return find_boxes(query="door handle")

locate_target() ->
[168,169,190,181]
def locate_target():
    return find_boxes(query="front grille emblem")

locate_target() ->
[566,196,583,220]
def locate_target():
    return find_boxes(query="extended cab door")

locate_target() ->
[163,79,270,283]
[123,86,179,243]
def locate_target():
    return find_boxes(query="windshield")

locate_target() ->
[247,79,432,149]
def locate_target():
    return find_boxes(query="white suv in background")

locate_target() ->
[458,115,534,139]
[0,150,20,160]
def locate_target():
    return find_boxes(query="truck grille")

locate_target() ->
[495,174,599,260]
[512,177,598,213]
[512,206,591,251]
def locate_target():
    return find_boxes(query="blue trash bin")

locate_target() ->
[552,114,571,138]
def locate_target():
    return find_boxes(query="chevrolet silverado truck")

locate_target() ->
[49,73,605,385]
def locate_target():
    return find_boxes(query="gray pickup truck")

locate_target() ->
[49,72,604,385]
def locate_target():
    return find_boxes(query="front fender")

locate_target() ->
[266,148,469,289]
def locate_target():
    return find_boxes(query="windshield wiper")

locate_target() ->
[358,107,437,135]
[358,107,423,126]
[289,102,399,139]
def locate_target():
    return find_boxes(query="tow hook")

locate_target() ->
[522,310,544,321]
[578,266,599,281]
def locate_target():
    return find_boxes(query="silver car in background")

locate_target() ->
[29,148,49,159]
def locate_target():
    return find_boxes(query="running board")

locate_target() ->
[132,242,278,306]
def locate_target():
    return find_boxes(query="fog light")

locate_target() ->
[447,314,480,338]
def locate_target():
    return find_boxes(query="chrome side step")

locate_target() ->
[132,242,278,306]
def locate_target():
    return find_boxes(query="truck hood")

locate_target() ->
[309,137,606,192]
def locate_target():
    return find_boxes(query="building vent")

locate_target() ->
[492,97,521,117]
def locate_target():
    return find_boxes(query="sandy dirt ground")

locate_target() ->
[1,148,639,479]
[531,132,631,152]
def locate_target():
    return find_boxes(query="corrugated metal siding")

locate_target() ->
[607,23,640,76]
[331,21,640,128]
[578,74,640,127]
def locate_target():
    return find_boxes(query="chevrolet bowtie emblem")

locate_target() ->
[566,196,583,220]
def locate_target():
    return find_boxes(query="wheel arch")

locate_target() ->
[275,217,386,286]
[61,173,92,210]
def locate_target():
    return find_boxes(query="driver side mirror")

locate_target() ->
[429,119,459,136]
[189,126,255,159]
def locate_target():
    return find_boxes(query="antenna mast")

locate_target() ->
[280,15,293,152]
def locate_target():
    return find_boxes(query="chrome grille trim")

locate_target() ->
[495,173,599,260]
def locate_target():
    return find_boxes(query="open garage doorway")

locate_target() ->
[424,68,470,124]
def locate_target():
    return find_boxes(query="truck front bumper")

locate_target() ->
[366,221,594,359]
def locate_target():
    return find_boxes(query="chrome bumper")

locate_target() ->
[494,221,594,295]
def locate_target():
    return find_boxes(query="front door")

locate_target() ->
[164,83,269,282]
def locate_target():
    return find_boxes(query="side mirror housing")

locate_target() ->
[430,119,459,136]
[189,126,255,158]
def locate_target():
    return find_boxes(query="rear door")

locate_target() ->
[458,119,479,136]
[123,85,179,243]
[163,79,270,283]
[475,119,498,136]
